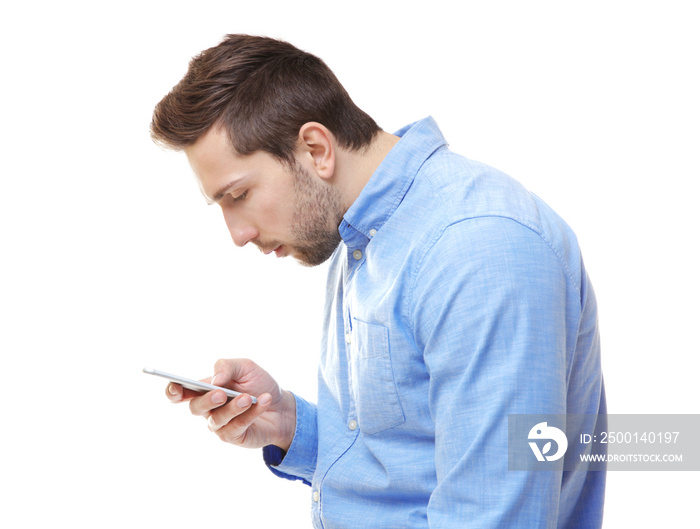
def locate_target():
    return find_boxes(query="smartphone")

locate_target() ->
[143,368,258,403]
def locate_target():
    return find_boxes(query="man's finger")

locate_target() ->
[166,382,214,403]
[166,383,182,402]
[188,389,228,417]
[214,393,273,444]
[207,393,255,430]
[212,358,256,390]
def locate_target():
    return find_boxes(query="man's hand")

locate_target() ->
[165,358,296,451]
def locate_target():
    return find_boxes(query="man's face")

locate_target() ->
[186,126,344,267]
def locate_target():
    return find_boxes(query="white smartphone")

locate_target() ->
[143,368,258,403]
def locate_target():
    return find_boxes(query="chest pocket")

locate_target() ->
[350,319,405,435]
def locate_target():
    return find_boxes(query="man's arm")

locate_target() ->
[166,358,318,484]
[411,216,583,528]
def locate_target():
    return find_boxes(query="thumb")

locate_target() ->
[212,358,255,388]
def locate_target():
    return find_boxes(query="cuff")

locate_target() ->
[262,393,317,486]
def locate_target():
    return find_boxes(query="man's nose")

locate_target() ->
[222,209,258,247]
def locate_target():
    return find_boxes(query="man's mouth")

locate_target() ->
[260,244,282,257]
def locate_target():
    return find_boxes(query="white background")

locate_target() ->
[1,1,698,527]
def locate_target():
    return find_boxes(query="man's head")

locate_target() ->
[186,123,345,267]
[150,34,380,165]
[151,34,382,266]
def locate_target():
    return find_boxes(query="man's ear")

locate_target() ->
[298,122,335,180]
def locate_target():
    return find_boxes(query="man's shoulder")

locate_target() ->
[386,147,547,257]
[414,147,542,229]
[395,148,583,290]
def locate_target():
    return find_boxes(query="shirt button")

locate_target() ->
[345,332,352,344]
[369,229,377,237]
[353,250,363,260]
[312,491,320,502]
[348,420,358,431]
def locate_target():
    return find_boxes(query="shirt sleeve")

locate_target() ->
[411,216,574,528]
[262,392,318,486]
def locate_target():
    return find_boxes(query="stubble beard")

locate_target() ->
[287,161,344,267]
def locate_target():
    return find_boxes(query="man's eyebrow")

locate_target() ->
[205,179,243,206]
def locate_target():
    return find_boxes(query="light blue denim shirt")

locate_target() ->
[267,117,606,528]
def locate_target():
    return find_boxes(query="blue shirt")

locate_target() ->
[265,117,606,528]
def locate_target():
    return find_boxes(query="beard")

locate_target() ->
[285,161,344,267]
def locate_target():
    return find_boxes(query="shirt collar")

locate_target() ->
[339,116,447,248]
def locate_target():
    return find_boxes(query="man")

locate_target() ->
[151,34,606,528]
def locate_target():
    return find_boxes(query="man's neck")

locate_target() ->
[334,131,401,212]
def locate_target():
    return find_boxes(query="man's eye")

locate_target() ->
[232,191,247,202]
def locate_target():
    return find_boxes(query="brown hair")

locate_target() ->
[150,34,381,163]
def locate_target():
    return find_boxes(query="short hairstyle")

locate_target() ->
[151,34,381,164]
